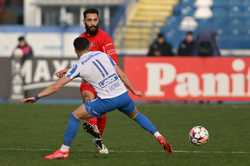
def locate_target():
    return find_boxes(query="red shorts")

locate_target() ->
[80,82,97,96]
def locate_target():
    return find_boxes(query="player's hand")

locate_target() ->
[22,97,37,103]
[55,68,68,78]
[133,90,144,97]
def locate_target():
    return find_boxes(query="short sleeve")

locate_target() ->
[101,33,119,64]
[65,63,81,79]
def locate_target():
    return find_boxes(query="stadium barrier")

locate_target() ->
[124,56,250,102]
[2,57,81,102]
[1,56,250,103]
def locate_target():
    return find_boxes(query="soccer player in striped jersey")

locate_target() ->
[23,37,173,160]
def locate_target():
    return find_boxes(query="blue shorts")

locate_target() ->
[84,92,135,117]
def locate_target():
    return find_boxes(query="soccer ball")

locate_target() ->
[189,126,209,145]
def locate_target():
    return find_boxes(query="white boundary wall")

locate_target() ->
[0,31,79,57]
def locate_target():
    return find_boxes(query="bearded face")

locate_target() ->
[84,13,99,36]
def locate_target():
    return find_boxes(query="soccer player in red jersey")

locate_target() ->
[56,8,118,154]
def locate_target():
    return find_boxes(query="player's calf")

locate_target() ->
[82,122,109,154]
[82,121,101,138]
[130,111,173,154]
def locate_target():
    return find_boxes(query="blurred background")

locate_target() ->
[1,0,250,103]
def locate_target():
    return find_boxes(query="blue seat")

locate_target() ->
[228,0,243,5]
[229,6,246,17]
[161,0,250,49]
[213,1,229,7]
[239,0,250,5]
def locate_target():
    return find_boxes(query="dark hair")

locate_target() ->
[18,36,25,42]
[73,37,90,52]
[186,31,193,36]
[83,8,99,18]
[157,33,164,38]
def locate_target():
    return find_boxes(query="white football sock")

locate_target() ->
[60,144,70,152]
[153,131,162,138]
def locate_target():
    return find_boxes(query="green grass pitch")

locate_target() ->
[0,103,250,166]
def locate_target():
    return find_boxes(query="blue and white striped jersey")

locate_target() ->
[66,51,127,99]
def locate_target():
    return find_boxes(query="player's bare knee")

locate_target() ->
[73,105,91,120]
[72,111,81,119]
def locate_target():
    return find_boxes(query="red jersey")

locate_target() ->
[79,28,118,64]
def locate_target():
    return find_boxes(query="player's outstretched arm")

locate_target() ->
[22,76,72,103]
[115,65,143,97]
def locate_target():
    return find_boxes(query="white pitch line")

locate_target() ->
[0,147,249,154]
[174,150,250,154]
